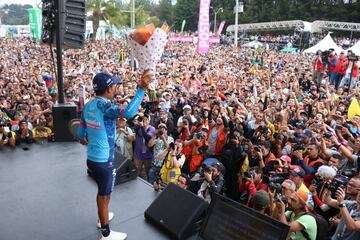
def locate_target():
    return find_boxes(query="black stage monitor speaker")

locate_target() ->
[113,149,137,185]
[144,183,208,240]
[52,104,77,142]
[198,193,290,240]
[87,148,137,185]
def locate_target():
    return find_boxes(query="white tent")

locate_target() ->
[243,40,264,49]
[348,40,360,56]
[304,33,344,54]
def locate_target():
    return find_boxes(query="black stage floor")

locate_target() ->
[0,142,190,240]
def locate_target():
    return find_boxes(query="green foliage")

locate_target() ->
[1,4,33,25]
[158,0,174,26]
[174,0,199,31]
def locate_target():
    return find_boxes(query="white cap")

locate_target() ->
[183,104,191,110]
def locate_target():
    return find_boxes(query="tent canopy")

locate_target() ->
[304,33,344,54]
[348,40,360,56]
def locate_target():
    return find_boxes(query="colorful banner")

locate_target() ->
[168,36,220,44]
[217,20,226,36]
[181,20,186,32]
[27,8,42,40]
[197,0,211,55]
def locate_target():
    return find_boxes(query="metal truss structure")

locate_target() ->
[226,20,360,33]
[311,21,360,32]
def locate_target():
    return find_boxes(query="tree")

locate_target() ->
[1,4,32,25]
[174,0,199,32]
[86,0,126,41]
[158,0,174,26]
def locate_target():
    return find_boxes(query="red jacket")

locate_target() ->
[328,54,338,72]
[208,125,226,156]
[314,56,324,72]
[239,181,268,199]
[336,55,349,75]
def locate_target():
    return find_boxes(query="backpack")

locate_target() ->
[299,212,329,240]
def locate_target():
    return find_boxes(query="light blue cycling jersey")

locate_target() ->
[77,89,144,163]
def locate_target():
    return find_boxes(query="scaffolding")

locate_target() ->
[226,20,360,33]
[227,20,305,32]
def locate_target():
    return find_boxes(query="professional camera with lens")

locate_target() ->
[321,50,330,64]
[196,132,204,140]
[254,145,262,152]
[169,142,175,150]
[326,175,349,198]
[342,168,357,178]
[275,193,288,204]
[348,54,358,61]
[293,143,305,151]
[263,173,288,193]
[311,176,322,188]
[243,171,255,181]
[200,164,213,177]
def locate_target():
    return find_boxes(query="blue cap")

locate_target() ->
[92,72,121,92]
[300,129,312,138]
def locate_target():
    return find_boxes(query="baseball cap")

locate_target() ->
[290,166,305,178]
[92,72,121,92]
[300,129,312,138]
[157,123,167,129]
[183,105,192,110]
[252,190,270,210]
[280,155,291,163]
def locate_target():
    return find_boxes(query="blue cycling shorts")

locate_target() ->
[87,160,116,196]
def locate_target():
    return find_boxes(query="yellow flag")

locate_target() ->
[348,98,360,120]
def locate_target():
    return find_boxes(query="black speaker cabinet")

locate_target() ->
[144,183,208,240]
[113,148,137,185]
[87,148,137,185]
[52,104,77,142]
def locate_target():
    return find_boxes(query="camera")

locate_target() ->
[311,176,322,188]
[264,173,288,193]
[342,168,358,178]
[254,145,262,152]
[348,54,358,61]
[323,132,333,138]
[268,182,282,193]
[196,132,204,140]
[200,164,213,177]
[243,171,255,181]
[157,130,164,137]
[321,50,330,64]
[326,175,349,198]
[293,143,305,151]
[275,193,288,204]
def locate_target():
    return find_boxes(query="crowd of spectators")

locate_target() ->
[1,35,360,239]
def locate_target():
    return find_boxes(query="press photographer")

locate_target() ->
[239,167,268,205]
[159,139,186,186]
[197,162,225,203]
[323,176,360,240]
[220,129,248,201]
[276,191,318,240]
[182,128,209,175]
[0,119,15,148]
[148,123,174,187]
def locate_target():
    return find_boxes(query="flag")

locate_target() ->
[348,98,360,120]
[217,20,226,35]
[197,0,211,55]
[27,8,42,40]
[181,20,186,32]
